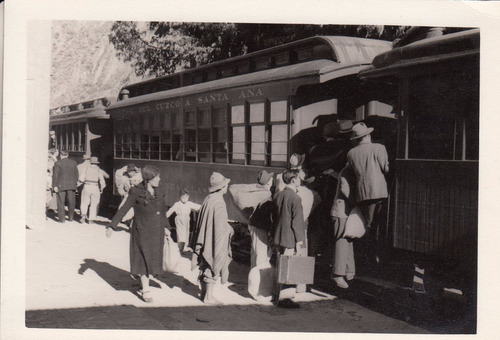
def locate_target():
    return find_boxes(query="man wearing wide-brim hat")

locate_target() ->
[78,156,106,224]
[347,122,389,246]
[190,172,234,305]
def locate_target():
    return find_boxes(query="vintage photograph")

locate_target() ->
[23,19,479,334]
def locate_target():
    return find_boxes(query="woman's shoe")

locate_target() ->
[139,290,153,303]
[333,276,349,289]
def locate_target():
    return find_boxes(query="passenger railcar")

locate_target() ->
[359,28,479,295]
[49,97,115,207]
[106,36,393,223]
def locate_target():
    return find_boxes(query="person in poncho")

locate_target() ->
[190,172,234,305]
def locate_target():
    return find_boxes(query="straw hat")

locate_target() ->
[257,170,274,186]
[90,157,99,164]
[350,122,374,140]
[209,172,230,192]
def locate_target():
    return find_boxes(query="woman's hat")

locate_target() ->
[289,153,305,169]
[127,163,138,172]
[90,156,99,164]
[209,172,230,192]
[257,170,274,186]
[350,122,374,140]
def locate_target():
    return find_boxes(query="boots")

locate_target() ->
[203,279,222,305]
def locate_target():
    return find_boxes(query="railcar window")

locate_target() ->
[184,110,196,162]
[141,115,150,159]
[213,107,228,163]
[270,101,287,122]
[123,118,131,158]
[198,109,211,162]
[78,122,85,152]
[61,125,67,151]
[407,72,478,161]
[131,117,141,159]
[249,103,266,165]
[68,124,73,151]
[249,103,264,123]
[271,125,288,165]
[230,105,246,164]
[150,113,161,160]
[114,119,123,158]
[270,100,288,166]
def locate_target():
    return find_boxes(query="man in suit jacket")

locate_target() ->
[52,150,79,222]
[271,169,305,308]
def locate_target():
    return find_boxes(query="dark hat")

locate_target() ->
[322,122,339,138]
[90,156,99,164]
[289,153,305,169]
[350,122,374,140]
[209,172,230,193]
[338,120,354,134]
[127,163,138,172]
[257,170,274,186]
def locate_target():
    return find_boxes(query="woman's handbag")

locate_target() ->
[162,235,181,272]
[344,206,366,238]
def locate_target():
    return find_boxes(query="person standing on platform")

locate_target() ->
[107,165,168,303]
[166,188,201,253]
[271,169,306,308]
[52,150,79,223]
[330,164,356,289]
[347,122,389,262]
[247,170,274,269]
[79,157,106,224]
[190,172,234,305]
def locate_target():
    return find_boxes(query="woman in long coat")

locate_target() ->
[107,165,169,303]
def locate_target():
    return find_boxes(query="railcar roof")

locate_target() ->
[116,35,391,101]
[49,107,109,122]
[359,28,479,79]
[49,97,111,121]
[108,59,373,110]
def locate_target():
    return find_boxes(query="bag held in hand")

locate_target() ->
[277,255,315,285]
[162,235,181,272]
[344,206,366,239]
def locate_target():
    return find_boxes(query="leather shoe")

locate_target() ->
[277,299,300,309]
[333,276,349,289]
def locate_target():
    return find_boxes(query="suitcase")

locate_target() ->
[277,255,315,285]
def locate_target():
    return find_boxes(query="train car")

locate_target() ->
[106,36,393,227]
[49,97,115,209]
[359,28,479,296]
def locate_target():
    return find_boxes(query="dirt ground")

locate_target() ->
[25,217,427,334]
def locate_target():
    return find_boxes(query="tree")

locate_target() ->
[109,22,410,78]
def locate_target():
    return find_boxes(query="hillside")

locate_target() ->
[50,20,146,108]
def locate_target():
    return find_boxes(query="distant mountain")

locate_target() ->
[50,21,146,108]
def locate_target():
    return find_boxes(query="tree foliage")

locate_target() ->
[109,22,410,78]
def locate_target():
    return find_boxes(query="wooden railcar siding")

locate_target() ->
[394,160,478,259]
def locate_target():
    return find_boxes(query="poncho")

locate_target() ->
[190,192,233,276]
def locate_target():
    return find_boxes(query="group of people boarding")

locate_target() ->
[46,118,389,307]
[102,119,389,308]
